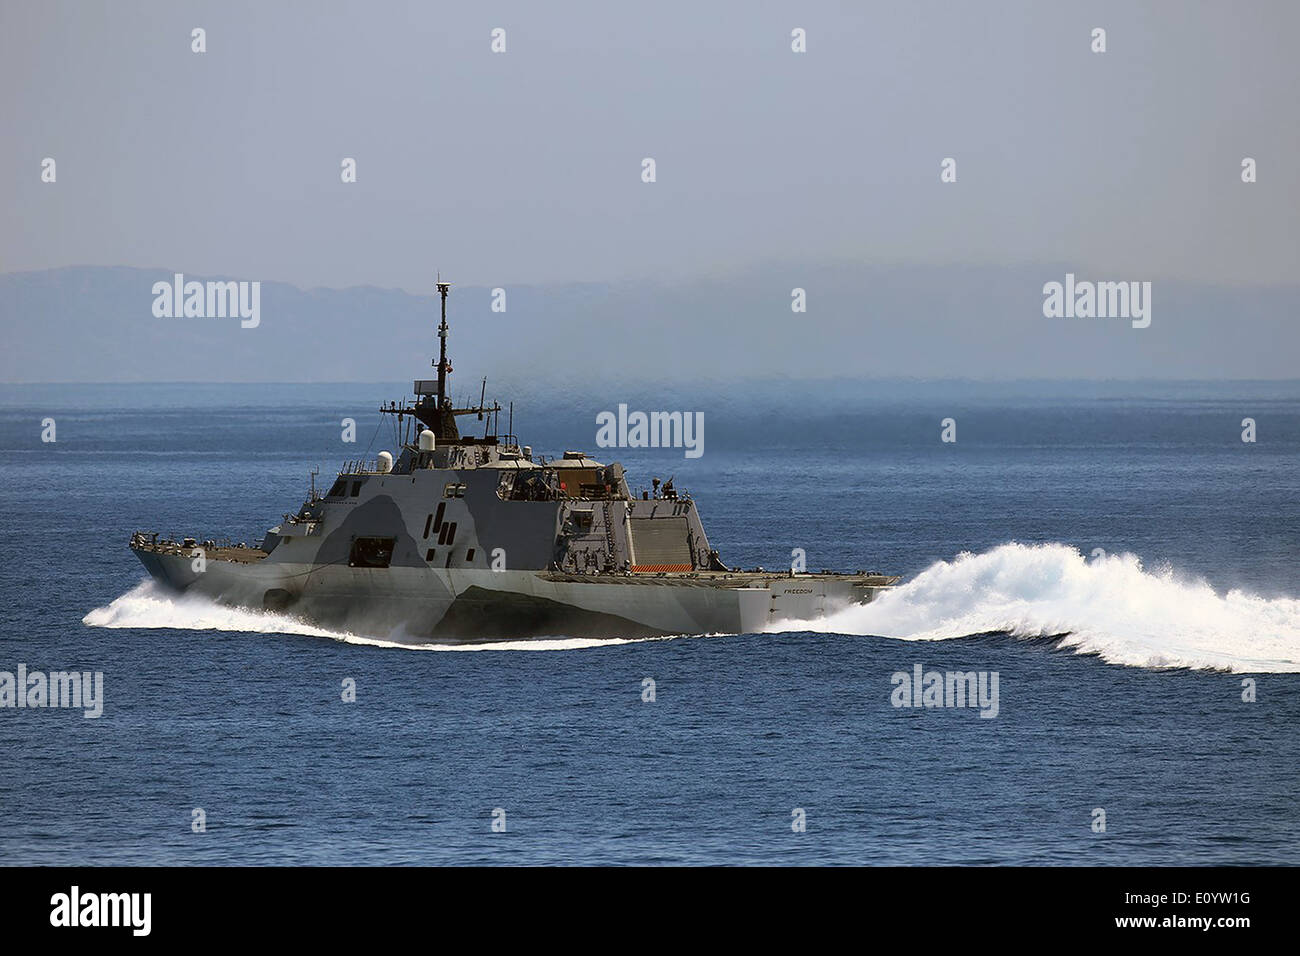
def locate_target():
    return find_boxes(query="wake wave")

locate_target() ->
[771,542,1300,672]
[82,581,671,652]
[86,543,1300,670]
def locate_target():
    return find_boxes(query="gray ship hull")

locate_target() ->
[131,544,894,642]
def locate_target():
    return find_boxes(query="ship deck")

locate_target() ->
[129,534,268,564]
[540,570,900,588]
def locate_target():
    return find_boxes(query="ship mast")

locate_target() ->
[379,276,502,446]
[436,277,451,409]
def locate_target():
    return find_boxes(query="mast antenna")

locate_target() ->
[435,276,452,409]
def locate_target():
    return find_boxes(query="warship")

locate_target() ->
[130,282,899,641]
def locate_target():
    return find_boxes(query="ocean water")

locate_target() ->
[0,380,1298,865]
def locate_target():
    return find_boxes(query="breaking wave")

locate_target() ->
[770,542,1300,672]
[82,580,673,652]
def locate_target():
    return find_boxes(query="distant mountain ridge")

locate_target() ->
[1,265,1296,383]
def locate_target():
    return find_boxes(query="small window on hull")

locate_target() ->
[350,481,362,497]
[327,479,348,498]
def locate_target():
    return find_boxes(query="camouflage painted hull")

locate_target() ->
[131,544,894,642]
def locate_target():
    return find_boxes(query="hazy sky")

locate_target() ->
[2,0,1297,292]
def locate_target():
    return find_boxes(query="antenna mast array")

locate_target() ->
[435,276,452,405]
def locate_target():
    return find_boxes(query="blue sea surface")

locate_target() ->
[0,380,1297,865]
